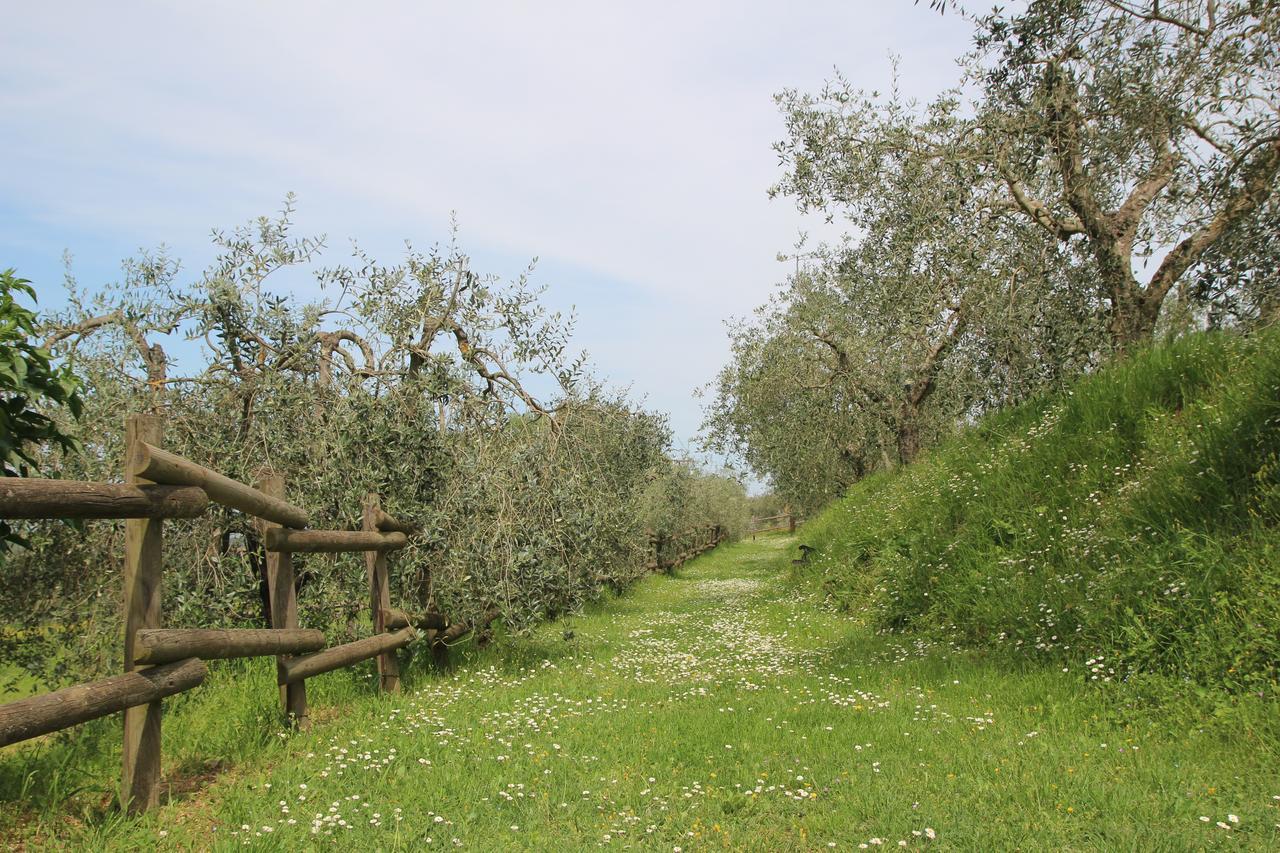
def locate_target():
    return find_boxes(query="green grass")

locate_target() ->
[5,534,1278,849]
[793,328,1280,696]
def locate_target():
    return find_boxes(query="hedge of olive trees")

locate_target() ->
[0,201,747,691]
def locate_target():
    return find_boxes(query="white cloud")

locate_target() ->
[1,0,973,447]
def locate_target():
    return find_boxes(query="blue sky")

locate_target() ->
[1,1,972,462]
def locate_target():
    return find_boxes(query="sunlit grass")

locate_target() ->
[794,329,1280,697]
[5,533,1278,849]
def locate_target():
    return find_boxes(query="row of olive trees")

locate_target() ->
[1,201,748,690]
[637,459,753,545]
[703,0,1279,510]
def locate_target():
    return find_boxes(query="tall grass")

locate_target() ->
[793,328,1280,693]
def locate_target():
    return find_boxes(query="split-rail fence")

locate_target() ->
[748,510,799,538]
[0,413,726,815]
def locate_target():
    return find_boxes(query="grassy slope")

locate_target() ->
[793,329,1280,701]
[5,535,1279,849]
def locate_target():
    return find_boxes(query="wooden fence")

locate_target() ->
[2,414,429,813]
[748,510,799,538]
[646,524,725,573]
[0,413,731,815]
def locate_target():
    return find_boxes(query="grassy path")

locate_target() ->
[45,536,1280,849]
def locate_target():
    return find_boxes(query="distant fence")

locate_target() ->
[748,511,799,538]
[645,524,726,573]
[1,414,455,814]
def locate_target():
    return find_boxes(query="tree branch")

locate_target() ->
[800,325,890,411]
[1146,137,1280,306]
[316,330,376,387]
[906,301,968,409]
[1098,0,1211,37]
[42,312,123,350]
[43,310,166,391]
[1001,174,1086,239]
[1113,129,1179,242]
[1046,63,1111,240]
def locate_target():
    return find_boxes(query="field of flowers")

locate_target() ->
[9,534,1278,849]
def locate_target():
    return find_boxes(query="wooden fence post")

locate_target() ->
[256,472,308,729]
[363,493,400,693]
[122,413,164,815]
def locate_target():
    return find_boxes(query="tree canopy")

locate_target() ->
[705,0,1277,507]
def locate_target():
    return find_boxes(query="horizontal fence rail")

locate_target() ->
[748,510,799,538]
[0,479,208,519]
[133,628,327,665]
[0,659,207,749]
[264,528,407,553]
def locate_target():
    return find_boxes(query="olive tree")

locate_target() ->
[706,91,1106,501]
[780,0,1280,351]
[701,304,881,512]
[4,201,737,688]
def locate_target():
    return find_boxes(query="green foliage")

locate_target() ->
[1,205,741,693]
[637,460,751,548]
[792,328,1280,692]
[700,238,1103,510]
[746,491,788,520]
[0,269,83,549]
[0,270,83,472]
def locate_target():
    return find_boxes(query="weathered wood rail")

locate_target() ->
[0,413,438,815]
[646,523,726,573]
[749,509,799,538]
[0,411,733,817]
[0,479,208,519]
[0,659,207,750]
[278,627,417,685]
[133,628,327,665]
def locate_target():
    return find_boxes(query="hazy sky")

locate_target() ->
[1,1,972,460]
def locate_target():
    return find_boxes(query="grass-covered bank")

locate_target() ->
[792,329,1280,705]
[4,535,1279,849]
